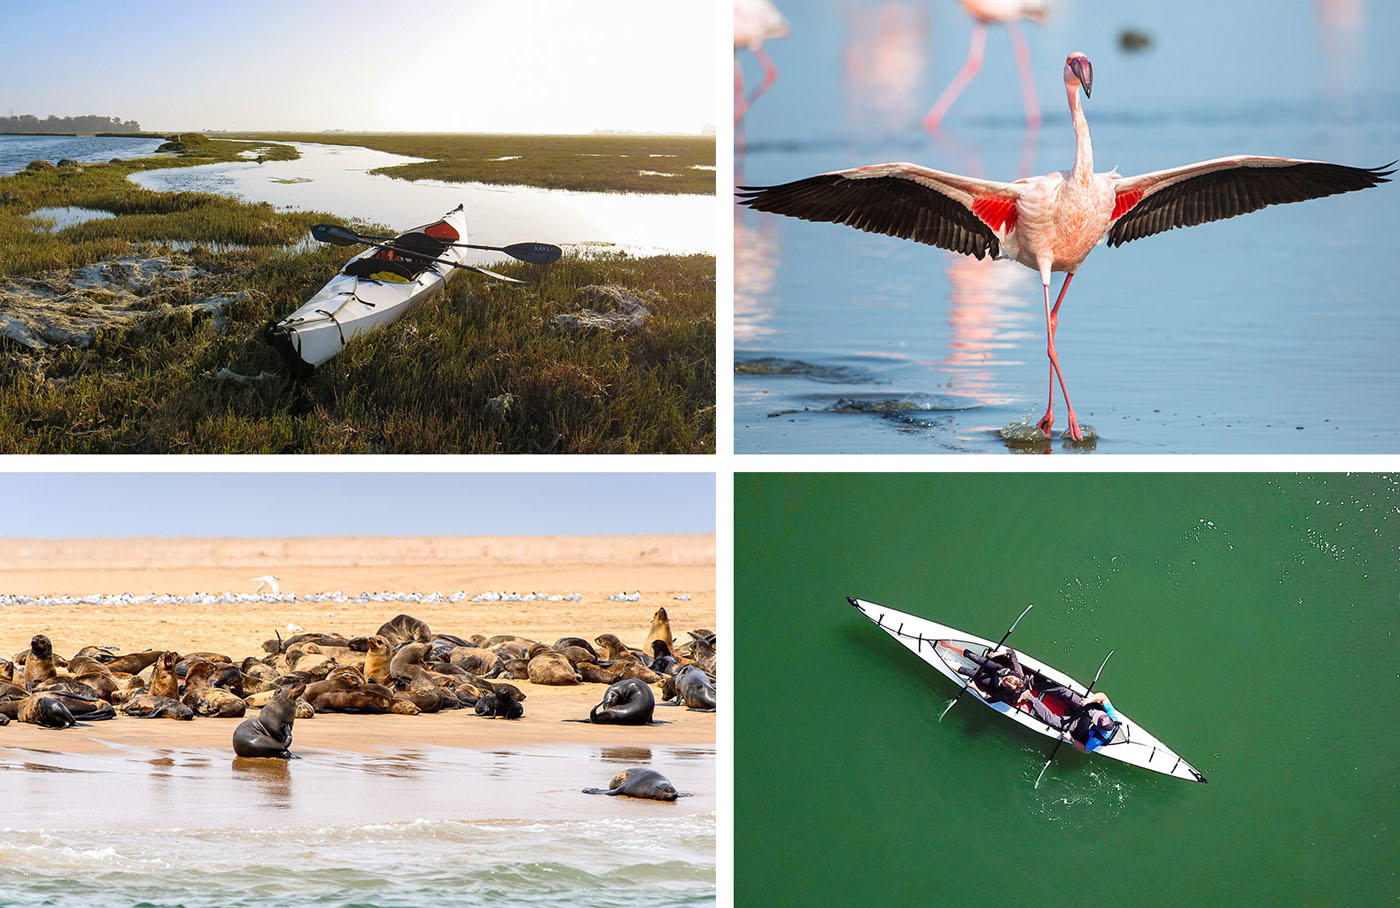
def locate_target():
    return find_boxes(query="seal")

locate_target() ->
[643,607,674,660]
[18,694,77,728]
[662,664,716,711]
[180,660,247,718]
[22,635,59,690]
[149,651,181,699]
[589,678,656,725]
[528,651,581,685]
[473,679,524,719]
[362,635,392,685]
[593,633,641,664]
[232,684,305,758]
[582,768,681,801]
[377,614,432,645]
[686,631,717,675]
[649,640,684,676]
[121,694,194,720]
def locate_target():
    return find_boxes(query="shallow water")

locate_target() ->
[734,0,1400,453]
[129,142,715,261]
[27,206,116,231]
[0,134,164,175]
[0,742,714,908]
[736,472,1399,903]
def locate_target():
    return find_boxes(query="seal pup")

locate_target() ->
[473,679,524,719]
[662,665,716,711]
[643,607,674,659]
[233,684,305,758]
[583,768,684,801]
[588,678,656,725]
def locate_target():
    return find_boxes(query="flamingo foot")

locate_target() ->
[1037,410,1054,437]
[1063,412,1083,442]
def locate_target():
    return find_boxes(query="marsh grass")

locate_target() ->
[0,252,713,453]
[224,132,715,195]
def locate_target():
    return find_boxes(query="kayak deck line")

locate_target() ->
[849,597,1207,784]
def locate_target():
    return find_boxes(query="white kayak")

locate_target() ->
[267,205,470,374]
[848,597,1206,783]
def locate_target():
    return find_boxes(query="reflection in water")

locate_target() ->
[231,757,293,809]
[735,208,782,343]
[938,254,1032,407]
[600,746,654,764]
[843,2,930,129]
[1315,0,1366,109]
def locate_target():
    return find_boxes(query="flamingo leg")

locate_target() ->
[1006,20,1041,129]
[734,56,747,124]
[923,23,987,133]
[747,46,779,107]
[1036,274,1081,441]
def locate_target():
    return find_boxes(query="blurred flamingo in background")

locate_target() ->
[735,0,790,124]
[924,0,1047,132]
[739,53,1393,440]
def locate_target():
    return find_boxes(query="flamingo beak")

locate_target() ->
[1070,57,1093,99]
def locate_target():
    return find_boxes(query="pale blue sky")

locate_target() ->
[1,0,715,133]
[0,473,714,538]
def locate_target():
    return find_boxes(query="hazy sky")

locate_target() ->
[0,473,714,538]
[1,1,715,133]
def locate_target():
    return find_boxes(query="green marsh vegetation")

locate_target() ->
[0,135,715,453]
[224,132,716,195]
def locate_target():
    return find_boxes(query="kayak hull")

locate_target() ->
[849,597,1206,783]
[268,205,469,375]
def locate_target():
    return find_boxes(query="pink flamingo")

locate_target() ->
[924,0,1048,132]
[738,52,1392,441]
[735,0,790,123]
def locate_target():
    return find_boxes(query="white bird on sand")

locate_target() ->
[251,576,280,594]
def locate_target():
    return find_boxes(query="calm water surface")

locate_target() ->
[735,0,1400,452]
[0,134,164,175]
[736,473,1398,903]
[0,742,714,908]
[130,142,715,261]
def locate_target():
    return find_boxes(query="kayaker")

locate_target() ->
[1026,686,1121,752]
[955,647,1034,706]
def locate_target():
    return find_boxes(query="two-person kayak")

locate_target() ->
[848,597,1206,783]
[266,205,471,376]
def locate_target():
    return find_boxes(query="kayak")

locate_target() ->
[267,205,470,375]
[848,597,1206,783]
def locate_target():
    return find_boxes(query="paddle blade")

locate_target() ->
[310,224,364,246]
[500,242,563,265]
[464,265,526,284]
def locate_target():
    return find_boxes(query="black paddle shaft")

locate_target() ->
[310,223,561,264]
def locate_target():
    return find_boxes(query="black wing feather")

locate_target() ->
[1109,161,1393,247]
[737,174,1000,260]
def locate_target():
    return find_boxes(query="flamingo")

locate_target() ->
[925,0,1048,132]
[737,52,1392,441]
[734,0,790,124]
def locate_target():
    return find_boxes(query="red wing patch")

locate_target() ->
[1112,189,1144,221]
[971,197,1017,234]
[425,221,460,240]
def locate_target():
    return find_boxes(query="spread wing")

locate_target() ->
[1108,156,1393,247]
[737,162,1022,260]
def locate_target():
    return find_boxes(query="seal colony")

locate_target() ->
[0,612,718,787]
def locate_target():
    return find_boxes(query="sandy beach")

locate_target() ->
[0,533,717,751]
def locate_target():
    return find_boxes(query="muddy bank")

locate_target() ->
[0,252,248,350]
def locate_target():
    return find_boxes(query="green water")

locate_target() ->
[736,474,1398,905]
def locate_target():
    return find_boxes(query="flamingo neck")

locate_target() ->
[1067,85,1092,177]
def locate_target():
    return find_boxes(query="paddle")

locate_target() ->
[311,223,562,265]
[358,239,527,284]
[938,603,1033,722]
[1033,649,1114,789]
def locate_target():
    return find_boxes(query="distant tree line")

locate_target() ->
[0,114,142,134]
